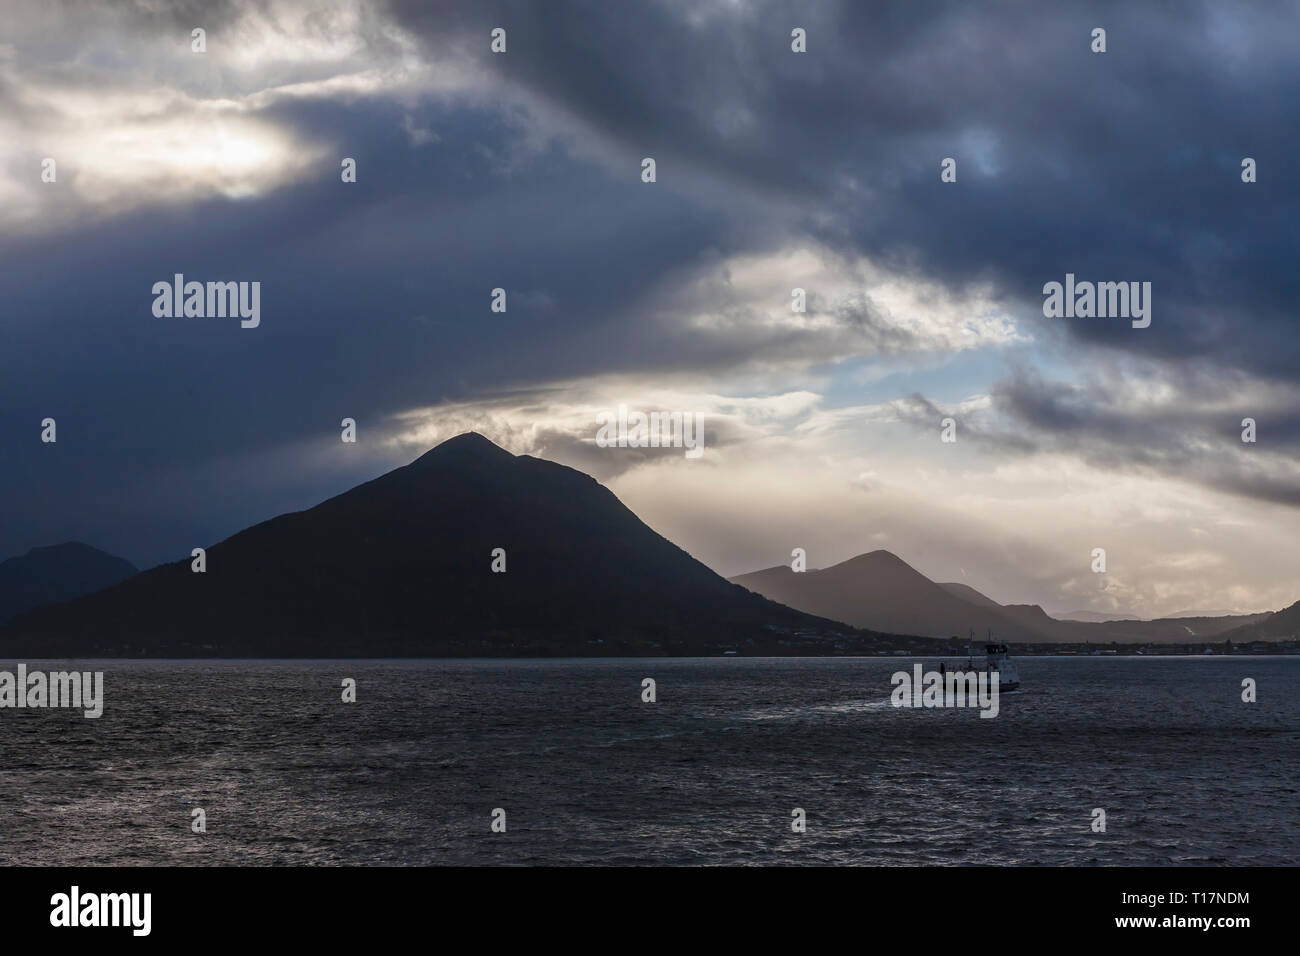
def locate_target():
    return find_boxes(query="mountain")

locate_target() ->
[730,551,1044,642]
[941,584,1084,637]
[0,433,853,657]
[1057,609,1137,623]
[995,602,1079,641]
[1071,613,1270,642]
[1222,601,1300,642]
[733,552,1276,645]
[937,582,1002,609]
[0,542,137,625]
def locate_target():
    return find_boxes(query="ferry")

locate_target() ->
[940,633,1020,692]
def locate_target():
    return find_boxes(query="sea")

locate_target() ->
[1,657,1295,865]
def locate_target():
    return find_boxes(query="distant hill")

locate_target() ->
[1164,609,1247,620]
[996,603,1079,641]
[1057,609,1136,623]
[0,542,137,625]
[1222,601,1300,642]
[1,433,852,657]
[731,551,1043,642]
[733,552,1275,644]
[1073,613,1270,643]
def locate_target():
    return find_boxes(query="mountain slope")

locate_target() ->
[735,554,1275,644]
[1222,601,1300,642]
[0,542,138,625]
[937,582,1002,609]
[730,551,1043,641]
[1058,609,1134,623]
[1062,612,1270,643]
[1,433,847,656]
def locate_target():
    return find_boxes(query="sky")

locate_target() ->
[2,0,1298,620]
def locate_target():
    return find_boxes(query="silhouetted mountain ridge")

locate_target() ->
[0,542,137,625]
[730,550,1045,642]
[731,551,1274,644]
[1,433,851,656]
[1223,600,1300,642]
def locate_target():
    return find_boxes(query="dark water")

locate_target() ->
[1,657,1295,865]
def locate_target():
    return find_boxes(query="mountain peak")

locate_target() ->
[2,437,836,655]
[22,541,108,558]
[841,549,911,569]
[0,541,138,627]
[731,548,1049,641]
[409,431,515,468]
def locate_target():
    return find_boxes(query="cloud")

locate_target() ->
[0,0,465,230]
[898,362,1300,509]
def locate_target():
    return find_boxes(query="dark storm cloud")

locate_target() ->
[991,370,1300,507]
[386,0,1300,377]
[0,90,734,562]
[1,0,1297,565]
[898,366,1300,508]
[380,0,1297,513]
[891,391,1037,455]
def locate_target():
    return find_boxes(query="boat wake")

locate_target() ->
[735,698,896,721]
